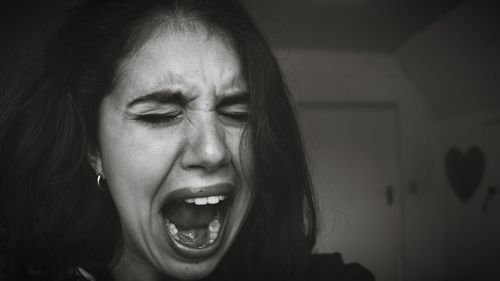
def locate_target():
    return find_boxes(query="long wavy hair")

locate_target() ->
[0,0,317,280]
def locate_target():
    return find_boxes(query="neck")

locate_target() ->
[111,249,170,281]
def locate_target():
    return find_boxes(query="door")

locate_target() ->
[299,102,402,281]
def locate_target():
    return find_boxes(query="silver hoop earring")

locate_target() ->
[97,172,106,190]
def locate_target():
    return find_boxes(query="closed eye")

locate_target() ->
[218,100,249,124]
[219,110,248,123]
[134,111,182,128]
[216,92,249,125]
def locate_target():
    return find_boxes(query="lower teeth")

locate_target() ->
[167,218,221,247]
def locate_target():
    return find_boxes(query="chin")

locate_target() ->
[163,260,220,280]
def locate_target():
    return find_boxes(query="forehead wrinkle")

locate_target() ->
[114,30,206,92]
[121,70,198,107]
[109,14,236,92]
[113,26,243,109]
[175,30,242,96]
[226,74,247,92]
[201,55,244,97]
[211,72,246,98]
[155,71,196,93]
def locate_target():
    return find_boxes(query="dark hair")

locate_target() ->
[0,0,317,280]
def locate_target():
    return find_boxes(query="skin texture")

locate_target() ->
[88,27,254,281]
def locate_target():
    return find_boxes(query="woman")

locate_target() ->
[0,0,374,280]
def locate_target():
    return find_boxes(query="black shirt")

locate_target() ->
[306,253,375,281]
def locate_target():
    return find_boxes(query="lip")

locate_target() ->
[160,182,235,260]
[163,183,235,204]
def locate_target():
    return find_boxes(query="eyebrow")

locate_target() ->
[126,90,249,109]
[217,92,249,107]
[126,90,186,108]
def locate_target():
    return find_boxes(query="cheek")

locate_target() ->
[229,129,252,177]
[110,141,174,184]
[100,122,182,205]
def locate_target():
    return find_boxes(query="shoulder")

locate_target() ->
[306,253,375,281]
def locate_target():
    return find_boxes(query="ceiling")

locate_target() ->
[244,0,463,51]
[245,0,500,119]
[3,0,498,119]
[396,0,500,118]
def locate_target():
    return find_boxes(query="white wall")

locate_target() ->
[396,0,500,119]
[440,109,500,281]
[395,0,500,279]
[275,49,445,281]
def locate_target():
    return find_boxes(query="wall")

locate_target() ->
[396,0,500,119]
[395,0,500,279]
[275,49,445,281]
[440,109,500,281]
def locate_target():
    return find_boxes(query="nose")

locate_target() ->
[181,116,231,172]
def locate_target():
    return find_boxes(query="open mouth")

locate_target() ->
[160,184,233,259]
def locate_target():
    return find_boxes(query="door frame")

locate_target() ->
[297,101,406,281]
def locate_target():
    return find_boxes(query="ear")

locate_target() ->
[87,142,104,175]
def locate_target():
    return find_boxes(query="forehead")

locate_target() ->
[111,28,245,103]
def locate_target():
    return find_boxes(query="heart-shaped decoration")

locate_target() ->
[445,146,485,202]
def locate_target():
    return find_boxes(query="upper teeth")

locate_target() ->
[184,195,227,205]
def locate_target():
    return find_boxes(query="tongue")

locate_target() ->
[163,201,216,230]
[177,228,210,248]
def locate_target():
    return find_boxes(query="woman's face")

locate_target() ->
[90,28,253,280]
